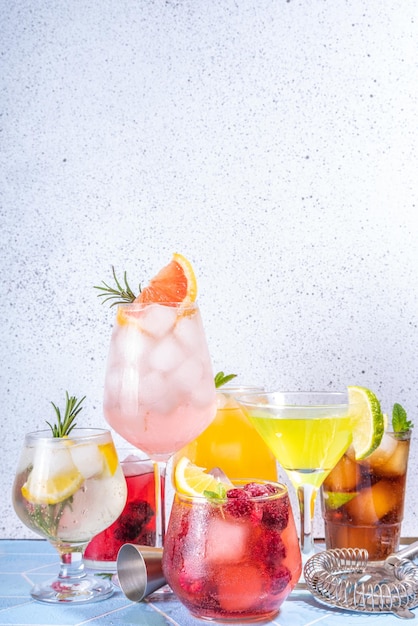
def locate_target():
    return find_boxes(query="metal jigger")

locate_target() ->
[117,544,166,602]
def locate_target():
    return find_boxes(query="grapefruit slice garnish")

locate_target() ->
[136,253,197,305]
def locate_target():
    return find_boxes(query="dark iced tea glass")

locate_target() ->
[84,453,160,568]
[162,479,302,622]
[321,430,411,560]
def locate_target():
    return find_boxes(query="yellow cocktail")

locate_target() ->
[248,413,352,489]
[239,391,355,557]
[176,387,278,480]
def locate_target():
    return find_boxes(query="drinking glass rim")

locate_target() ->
[24,427,112,443]
[116,301,198,310]
[174,479,289,503]
[238,391,356,411]
[216,385,264,394]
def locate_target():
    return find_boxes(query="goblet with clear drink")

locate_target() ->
[12,428,127,603]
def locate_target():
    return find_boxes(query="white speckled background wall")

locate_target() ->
[1,0,418,539]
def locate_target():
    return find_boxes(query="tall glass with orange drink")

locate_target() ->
[176,384,278,480]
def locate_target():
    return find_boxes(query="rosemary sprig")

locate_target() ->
[94,266,140,307]
[30,498,74,540]
[46,392,85,438]
[214,371,237,388]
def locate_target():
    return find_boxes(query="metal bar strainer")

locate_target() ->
[304,540,418,619]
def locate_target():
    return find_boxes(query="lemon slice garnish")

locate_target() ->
[174,456,231,497]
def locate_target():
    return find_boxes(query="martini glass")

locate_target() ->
[103,301,217,547]
[238,391,357,558]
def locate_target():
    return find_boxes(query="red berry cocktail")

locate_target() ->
[162,479,302,622]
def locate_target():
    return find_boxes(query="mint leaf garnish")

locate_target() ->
[392,403,413,432]
[214,371,237,388]
[203,483,227,502]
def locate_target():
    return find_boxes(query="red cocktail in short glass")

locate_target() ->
[162,479,301,622]
[84,454,160,568]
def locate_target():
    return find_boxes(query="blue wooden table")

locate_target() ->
[1,539,417,625]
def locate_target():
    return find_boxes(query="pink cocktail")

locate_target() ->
[103,301,217,545]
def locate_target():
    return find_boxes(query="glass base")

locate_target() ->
[189,609,280,622]
[31,574,115,604]
[146,583,174,599]
[83,557,117,570]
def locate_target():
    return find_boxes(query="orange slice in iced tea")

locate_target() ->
[174,456,232,497]
[136,253,197,304]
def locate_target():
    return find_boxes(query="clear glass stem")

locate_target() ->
[58,549,85,580]
[297,484,318,557]
[153,461,166,548]
[30,544,114,603]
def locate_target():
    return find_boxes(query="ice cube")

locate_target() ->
[139,305,177,338]
[173,311,205,354]
[208,467,234,487]
[217,563,264,612]
[190,374,217,408]
[114,324,151,366]
[346,480,397,525]
[324,454,359,492]
[170,356,203,392]
[33,445,75,480]
[121,455,154,477]
[364,432,398,469]
[118,367,140,418]
[376,439,409,477]
[70,443,104,479]
[138,370,166,405]
[206,518,249,563]
[148,335,185,372]
[151,390,181,416]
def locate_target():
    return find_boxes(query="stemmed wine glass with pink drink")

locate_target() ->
[97,256,217,546]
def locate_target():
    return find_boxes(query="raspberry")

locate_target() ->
[226,488,247,499]
[243,482,270,497]
[225,488,253,518]
[253,528,286,565]
[262,495,289,530]
[114,500,154,541]
[267,564,291,595]
[265,483,280,495]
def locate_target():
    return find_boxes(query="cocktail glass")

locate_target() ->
[162,479,302,622]
[84,452,159,569]
[321,428,411,560]
[103,301,217,547]
[238,392,356,557]
[175,386,278,480]
[12,428,127,603]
